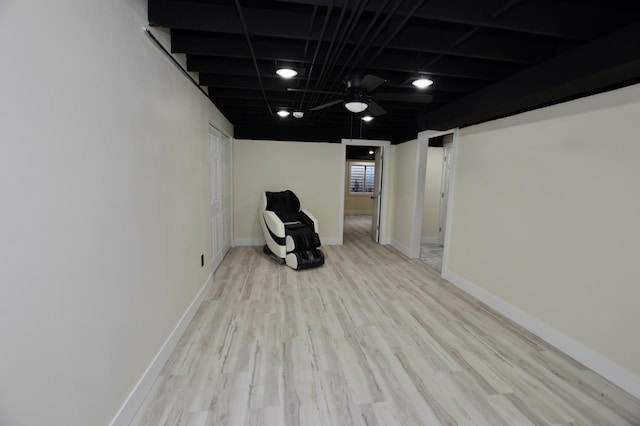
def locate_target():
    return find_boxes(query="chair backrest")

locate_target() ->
[265,190,301,222]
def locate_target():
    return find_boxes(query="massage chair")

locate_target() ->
[260,190,325,270]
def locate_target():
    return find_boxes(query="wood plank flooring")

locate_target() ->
[131,215,640,425]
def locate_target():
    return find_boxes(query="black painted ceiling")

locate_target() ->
[148,0,640,144]
[346,145,377,160]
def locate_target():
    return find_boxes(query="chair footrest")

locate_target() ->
[263,245,324,270]
[286,249,325,270]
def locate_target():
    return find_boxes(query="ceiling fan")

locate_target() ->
[287,74,433,116]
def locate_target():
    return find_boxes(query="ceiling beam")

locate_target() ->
[149,1,314,37]
[188,53,521,81]
[416,0,631,40]
[233,122,418,144]
[426,21,640,130]
[171,32,315,65]
[199,74,302,91]
[370,51,526,80]
[208,87,291,100]
[170,25,553,65]
[389,24,554,64]
[199,74,465,101]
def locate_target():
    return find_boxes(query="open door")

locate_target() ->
[438,143,453,246]
[371,147,383,242]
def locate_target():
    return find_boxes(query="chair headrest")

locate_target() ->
[265,190,301,219]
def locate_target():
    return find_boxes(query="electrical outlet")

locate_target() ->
[201,254,204,267]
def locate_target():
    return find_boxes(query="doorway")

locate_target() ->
[344,146,376,241]
[410,129,458,275]
[338,139,391,245]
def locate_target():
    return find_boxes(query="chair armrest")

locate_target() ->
[300,209,319,233]
[263,210,285,237]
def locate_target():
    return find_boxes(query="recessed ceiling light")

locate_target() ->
[277,110,290,117]
[361,115,374,122]
[293,111,304,118]
[412,77,433,89]
[369,150,374,155]
[276,68,297,78]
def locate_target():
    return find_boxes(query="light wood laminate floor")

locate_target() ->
[131,215,640,425]
[420,243,444,273]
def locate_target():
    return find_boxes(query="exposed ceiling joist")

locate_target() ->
[148,0,640,143]
[150,0,636,41]
[428,21,640,130]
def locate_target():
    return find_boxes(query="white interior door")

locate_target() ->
[220,133,231,255]
[438,144,453,246]
[209,126,221,269]
[209,125,231,271]
[371,147,383,242]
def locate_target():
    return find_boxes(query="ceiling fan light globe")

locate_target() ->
[293,111,304,118]
[412,78,433,89]
[344,101,368,113]
[276,68,297,78]
[277,110,290,117]
[362,115,374,122]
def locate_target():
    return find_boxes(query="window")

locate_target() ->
[349,163,375,194]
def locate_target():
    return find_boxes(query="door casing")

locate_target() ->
[411,129,460,275]
[338,138,391,245]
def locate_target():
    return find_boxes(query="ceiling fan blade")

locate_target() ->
[287,88,343,95]
[367,100,387,116]
[374,93,433,103]
[309,99,344,111]
[359,74,386,92]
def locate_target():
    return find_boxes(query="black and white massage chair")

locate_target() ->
[260,190,325,270]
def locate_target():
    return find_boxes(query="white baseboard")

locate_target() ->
[421,236,438,244]
[390,239,413,258]
[234,238,265,246]
[344,210,372,215]
[443,270,640,400]
[109,273,214,425]
[321,237,341,245]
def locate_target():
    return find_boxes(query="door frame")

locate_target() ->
[371,147,383,242]
[338,138,391,245]
[411,128,459,274]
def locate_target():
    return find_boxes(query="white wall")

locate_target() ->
[0,1,232,425]
[447,83,640,390]
[233,139,343,244]
[422,147,443,241]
